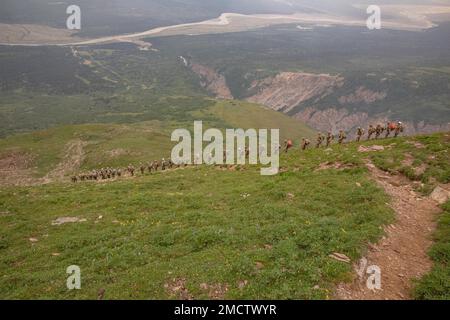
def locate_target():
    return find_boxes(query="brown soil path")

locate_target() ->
[0,139,86,186]
[336,160,441,299]
[44,139,86,182]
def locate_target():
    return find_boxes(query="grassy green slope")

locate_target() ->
[414,201,450,300]
[1,132,449,299]
[0,100,315,177]
[0,139,392,299]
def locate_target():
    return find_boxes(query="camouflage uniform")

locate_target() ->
[367,125,375,140]
[375,124,384,139]
[326,132,334,147]
[356,127,364,142]
[301,138,311,151]
[316,133,324,148]
[168,159,174,169]
[394,122,404,137]
[385,122,392,138]
[338,130,346,144]
[127,165,135,176]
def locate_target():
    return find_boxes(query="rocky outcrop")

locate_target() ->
[293,107,450,136]
[190,63,233,100]
[430,185,450,205]
[338,86,387,105]
[246,72,343,112]
[293,107,369,134]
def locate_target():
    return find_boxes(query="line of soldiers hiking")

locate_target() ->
[285,121,405,152]
[71,158,179,183]
[72,148,257,183]
[72,122,405,182]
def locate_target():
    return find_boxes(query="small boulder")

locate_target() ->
[51,217,80,226]
[430,185,450,205]
[329,252,351,263]
[358,145,385,153]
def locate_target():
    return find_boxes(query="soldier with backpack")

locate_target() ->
[316,133,324,148]
[338,130,347,144]
[394,122,404,137]
[284,139,294,153]
[326,132,334,147]
[301,138,311,151]
[356,127,364,142]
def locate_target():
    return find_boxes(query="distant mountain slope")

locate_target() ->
[160,24,450,135]
[1,22,449,137]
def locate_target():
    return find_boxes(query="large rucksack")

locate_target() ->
[388,122,397,131]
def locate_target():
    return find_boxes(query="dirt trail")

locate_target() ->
[0,150,36,186]
[0,139,87,186]
[336,160,441,300]
[43,140,86,182]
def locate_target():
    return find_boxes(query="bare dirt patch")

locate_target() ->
[0,150,36,186]
[406,141,426,149]
[199,283,229,299]
[51,217,87,226]
[401,153,428,176]
[335,160,441,300]
[190,63,233,100]
[106,148,128,158]
[164,278,193,300]
[44,140,87,182]
[316,162,355,171]
[247,72,343,112]
[358,145,385,153]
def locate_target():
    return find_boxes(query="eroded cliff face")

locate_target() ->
[246,72,344,112]
[190,63,233,100]
[293,107,369,134]
[338,87,387,105]
[187,66,448,136]
[294,107,450,136]
[243,71,448,136]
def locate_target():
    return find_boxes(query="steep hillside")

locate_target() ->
[0,130,449,299]
[0,100,315,185]
[246,72,344,112]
